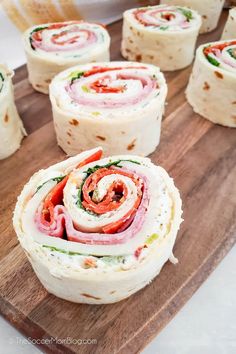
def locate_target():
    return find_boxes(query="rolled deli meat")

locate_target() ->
[49,61,167,156]
[0,64,26,160]
[13,147,183,304]
[121,4,201,71]
[160,0,224,33]
[23,21,110,93]
[221,7,236,40]
[186,40,236,128]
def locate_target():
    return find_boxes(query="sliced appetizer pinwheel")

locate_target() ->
[221,7,236,40]
[23,21,110,94]
[121,4,201,71]
[186,40,236,127]
[49,61,167,156]
[13,147,183,304]
[0,64,26,160]
[160,0,224,33]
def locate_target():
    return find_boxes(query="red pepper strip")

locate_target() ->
[83,66,147,78]
[41,175,69,226]
[102,191,142,234]
[134,244,148,258]
[82,168,140,214]
[32,25,66,42]
[133,9,152,27]
[134,9,175,27]
[32,30,43,41]
[51,29,92,46]
[93,86,124,93]
[41,149,103,226]
[204,40,236,56]
[90,78,125,94]
[31,22,81,43]
[84,258,97,268]
[84,168,140,196]
[51,32,80,45]
[161,13,175,21]
[87,180,127,208]
[48,23,76,30]
[76,149,103,169]
[83,180,128,214]
[82,167,143,233]
[48,21,104,30]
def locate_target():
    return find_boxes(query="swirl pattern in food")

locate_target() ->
[203,40,236,72]
[29,21,107,57]
[23,21,110,93]
[186,40,236,127]
[121,5,201,71]
[0,64,26,160]
[160,0,224,34]
[133,5,199,31]
[49,61,167,156]
[13,148,183,304]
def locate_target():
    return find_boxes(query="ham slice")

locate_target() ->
[134,6,189,29]
[65,67,156,109]
[32,23,97,52]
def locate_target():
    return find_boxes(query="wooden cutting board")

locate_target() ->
[0,10,235,354]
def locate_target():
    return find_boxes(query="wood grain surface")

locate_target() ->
[0,10,236,354]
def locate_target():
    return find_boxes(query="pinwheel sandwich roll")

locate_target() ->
[221,7,236,40]
[0,65,26,160]
[186,40,236,128]
[49,61,167,156]
[13,147,183,304]
[121,4,201,71]
[160,0,224,34]
[23,21,110,94]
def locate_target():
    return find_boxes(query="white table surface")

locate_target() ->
[0,10,236,354]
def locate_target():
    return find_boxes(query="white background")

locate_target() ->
[0,9,235,354]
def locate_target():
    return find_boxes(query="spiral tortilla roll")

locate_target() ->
[121,5,201,71]
[13,147,183,304]
[23,21,110,94]
[160,0,224,34]
[186,40,236,128]
[221,7,236,40]
[49,61,167,157]
[0,65,26,160]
